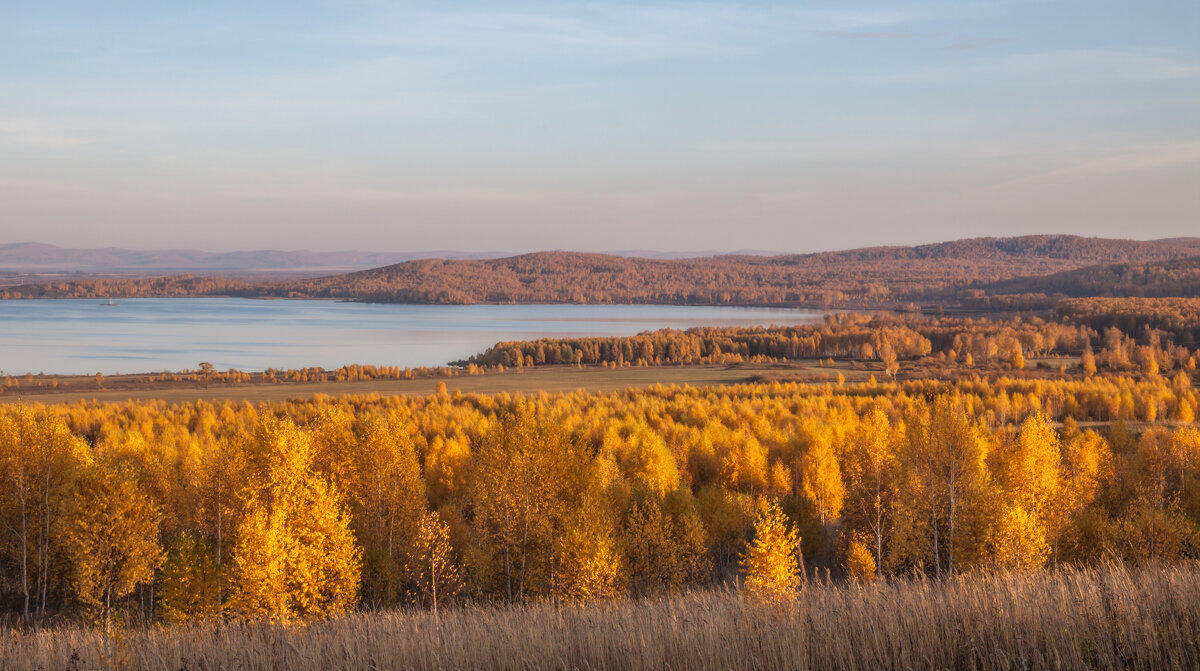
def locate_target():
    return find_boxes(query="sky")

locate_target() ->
[1,1,1197,254]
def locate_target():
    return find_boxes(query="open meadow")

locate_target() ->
[4,563,1198,671]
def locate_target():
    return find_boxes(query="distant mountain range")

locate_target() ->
[0,243,501,274]
[0,243,790,275]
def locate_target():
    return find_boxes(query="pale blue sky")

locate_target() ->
[1,1,1197,253]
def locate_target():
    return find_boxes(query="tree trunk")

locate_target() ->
[947,481,957,576]
[518,500,531,604]
[504,504,514,605]
[797,539,807,585]
[216,475,223,615]
[874,484,884,577]
[20,502,29,622]
[39,466,54,621]
[431,561,439,617]
[104,584,112,636]
[931,501,941,580]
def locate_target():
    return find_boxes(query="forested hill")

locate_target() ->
[244,235,1200,306]
[985,256,1200,299]
[4,235,1200,307]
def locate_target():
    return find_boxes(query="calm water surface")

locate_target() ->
[0,298,823,375]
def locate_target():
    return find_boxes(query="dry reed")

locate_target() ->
[3,562,1198,671]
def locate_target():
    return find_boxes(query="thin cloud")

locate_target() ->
[882,48,1200,84]
[0,119,95,148]
[1003,49,1200,82]
[963,141,1200,198]
[946,36,1014,51]
[1039,142,1200,178]
[318,5,916,62]
[821,30,1013,51]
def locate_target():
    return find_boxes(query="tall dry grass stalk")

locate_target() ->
[3,562,1198,670]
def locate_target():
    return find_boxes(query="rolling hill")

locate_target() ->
[246,235,1200,306]
[985,256,1200,299]
[5,235,1200,307]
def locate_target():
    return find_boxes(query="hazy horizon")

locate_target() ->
[3,1,1197,253]
[4,232,1199,261]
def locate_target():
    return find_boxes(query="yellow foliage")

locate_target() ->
[623,498,710,596]
[1003,414,1068,547]
[842,410,896,575]
[989,504,1050,571]
[472,412,587,603]
[1062,429,1111,514]
[844,539,877,584]
[897,396,991,576]
[555,484,621,603]
[623,499,680,596]
[742,499,801,603]
[1082,348,1097,377]
[408,511,459,614]
[0,407,92,621]
[2,367,1199,623]
[1009,344,1026,371]
[768,461,792,499]
[158,531,220,624]
[612,424,681,497]
[799,420,844,525]
[554,525,621,604]
[1113,496,1199,563]
[68,467,164,629]
[229,418,361,623]
[352,416,426,606]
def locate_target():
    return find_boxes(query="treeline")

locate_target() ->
[466,317,933,369]
[0,364,487,396]
[0,275,252,300]
[5,236,1200,308]
[1058,297,1200,346]
[1,374,1198,627]
[467,314,1151,375]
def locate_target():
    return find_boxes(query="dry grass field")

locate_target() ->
[0,363,849,405]
[4,562,1197,671]
[0,357,1083,407]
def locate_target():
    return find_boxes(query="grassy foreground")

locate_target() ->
[5,563,1198,671]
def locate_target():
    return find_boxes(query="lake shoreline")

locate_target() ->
[0,298,825,376]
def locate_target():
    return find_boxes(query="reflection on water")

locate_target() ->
[0,298,824,375]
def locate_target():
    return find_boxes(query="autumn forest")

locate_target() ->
[5,237,1200,670]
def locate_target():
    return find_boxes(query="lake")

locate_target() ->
[0,298,824,376]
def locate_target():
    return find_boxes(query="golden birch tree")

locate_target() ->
[0,407,91,622]
[408,510,459,615]
[228,417,361,622]
[351,416,426,607]
[68,467,163,631]
[742,499,801,603]
[842,410,897,577]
